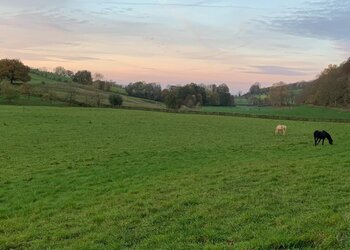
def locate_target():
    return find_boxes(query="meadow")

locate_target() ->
[1,106,350,249]
[202,105,350,121]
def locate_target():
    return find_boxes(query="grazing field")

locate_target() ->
[202,105,350,121]
[2,106,350,249]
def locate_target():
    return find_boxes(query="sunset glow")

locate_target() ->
[1,0,349,92]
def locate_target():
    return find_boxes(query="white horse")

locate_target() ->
[275,125,287,135]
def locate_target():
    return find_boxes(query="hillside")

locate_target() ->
[242,81,310,101]
[0,71,166,110]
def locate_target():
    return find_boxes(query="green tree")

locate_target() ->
[0,59,31,84]
[249,82,261,95]
[126,81,162,101]
[109,94,123,107]
[343,58,350,75]
[73,70,93,85]
[165,91,179,109]
[217,84,234,106]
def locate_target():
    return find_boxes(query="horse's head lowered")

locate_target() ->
[325,132,333,145]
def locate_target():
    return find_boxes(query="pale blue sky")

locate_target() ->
[0,0,349,92]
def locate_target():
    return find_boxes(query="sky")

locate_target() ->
[0,0,349,93]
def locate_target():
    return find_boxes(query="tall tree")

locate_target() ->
[0,59,31,84]
[269,82,288,106]
[343,58,350,75]
[165,91,180,109]
[249,82,261,95]
[217,84,234,106]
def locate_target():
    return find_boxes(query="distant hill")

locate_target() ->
[243,81,311,98]
[0,70,166,109]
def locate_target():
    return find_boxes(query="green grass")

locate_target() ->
[0,95,67,107]
[234,97,250,105]
[1,106,350,249]
[110,85,127,95]
[202,105,350,121]
[28,72,68,85]
[0,74,166,109]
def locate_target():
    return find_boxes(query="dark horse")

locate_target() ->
[314,130,333,146]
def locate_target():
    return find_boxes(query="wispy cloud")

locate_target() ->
[0,0,348,92]
[103,1,266,9]
[265,0,350,41]
[246,65,311,76]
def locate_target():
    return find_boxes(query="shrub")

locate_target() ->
[165,92,180,109]
[41,91,57,104]
[1,83,20,103]
[20,83,32,99]
[109,94,123,107]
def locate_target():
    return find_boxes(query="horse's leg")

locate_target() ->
[316,138,321,145]
[314,137,317,146]
[322,139,325,145]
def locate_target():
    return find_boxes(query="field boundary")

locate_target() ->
[1,103,350,123]
[117,106,350,123]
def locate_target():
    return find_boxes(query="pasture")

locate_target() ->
[1,106,350,249]
[202,105,350,121]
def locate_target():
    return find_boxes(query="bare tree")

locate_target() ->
[93,72,104,81]
[20,83,32,100]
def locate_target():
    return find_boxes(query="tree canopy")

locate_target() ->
[299,60,350,107]
[125,81,162,101]
[0,59,31,84]
[73,70,93,85]
[109,94,123,107]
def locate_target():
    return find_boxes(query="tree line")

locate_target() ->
[245,58,350,107]
[4,57,349,109]
[126,81,235,109]
[298,58,350,107]
[246,81,309,106]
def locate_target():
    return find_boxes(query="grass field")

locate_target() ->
[1,106,350,249]
[202,105,350,121]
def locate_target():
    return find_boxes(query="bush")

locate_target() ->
[20,83,32,99]
[1,83,19,103]
[109,94,123,107]
[165,92,180,109]
[41,91,57,104]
